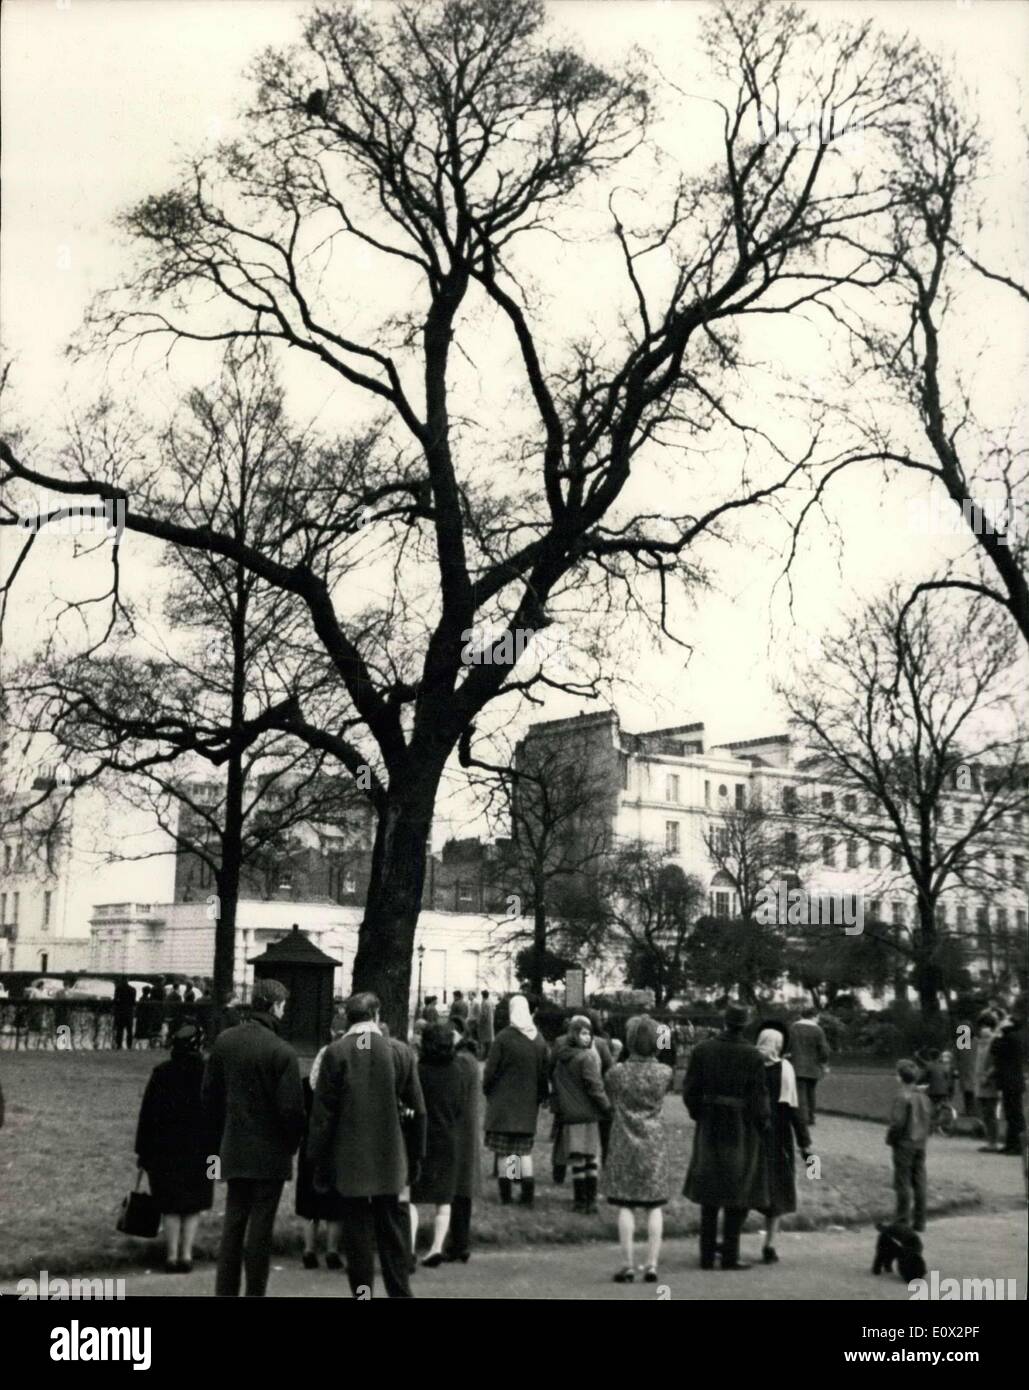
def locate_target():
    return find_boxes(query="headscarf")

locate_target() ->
[508,993,537,1040]
[757,1027,799,1109]
[567,1014,592,1044]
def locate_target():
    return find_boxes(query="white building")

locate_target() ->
[87,898,518,1006]
[518,710,1028,996]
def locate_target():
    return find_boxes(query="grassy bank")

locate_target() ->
[0,1050,983,1279]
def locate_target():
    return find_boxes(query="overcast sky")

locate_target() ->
[2,0,1027,840]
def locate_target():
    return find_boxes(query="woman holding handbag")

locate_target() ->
[134,1024,214,1272]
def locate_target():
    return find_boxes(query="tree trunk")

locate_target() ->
[351,773,439,1036]
[530,872,547,997]
[214,748,244,1003]
[913,900,942,1017]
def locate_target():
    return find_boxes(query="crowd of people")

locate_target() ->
[131,980,964,1296]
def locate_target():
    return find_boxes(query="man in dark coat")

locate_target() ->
[683,1003,770,1271]
[989,1017,1026,1154]
[112,978,136,1050]
[786,1007,831,1125]
[477,990,495,1061]
[308,991,426,1298]
[450,990,469,1023]
[203,978,305,1297]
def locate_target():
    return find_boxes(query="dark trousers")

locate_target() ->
[443,1194,472,1259]
[113,1016,133,1049]
[699,1205,747,1267]
[215,1178,284,1296]
[797,1076,818,1125]
[892,1145,927,1230]
[1000,1087,1026,1151]
[599,1114,612,1165]
[962,1089,976,1117]
[338,1195,412,1298]
[978,1095,999,1146]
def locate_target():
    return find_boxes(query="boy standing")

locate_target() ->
[886,1059,932,1232]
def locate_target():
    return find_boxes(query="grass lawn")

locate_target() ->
[0,1050,982,1279]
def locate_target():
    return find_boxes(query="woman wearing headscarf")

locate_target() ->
[550,1014,611,1214]
[755,1024,812,1264]
[482,994,550,1207]
[134,1024,214,1273]
[295,1014,346,1270]
[411,1021,465,1267]
[604,1015,672,1282]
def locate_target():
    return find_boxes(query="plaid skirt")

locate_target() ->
[553,1121,601,1163]
[485,1130,535,1155]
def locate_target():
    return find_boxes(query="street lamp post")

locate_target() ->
[416,943,425,1016]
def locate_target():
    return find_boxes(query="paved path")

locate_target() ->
[801,1114,1025,1207]
[5,1212,1023,1301]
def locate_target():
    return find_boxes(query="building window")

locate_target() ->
[822,837,835,868]
[712,890,732,920]
[868,899,882,922]
[734,784,745,809]
[665,821,680,854]
[1015,856,1025,886]
[846,839,859,869]
[783,830,798,862]
[935,902,948,927]
[43,891,52,927]
[996,906,1009,932]
[457,880,474,904]
[704,780,711,807]
[718,784,728,800]
[821,791,834,810]
[621,755,629,791]
[712,826,729,855]
[843,793,857,812]
[11,893,18,923]
[2,844,10,873]
[953,806,964,825]
[665,774,680,804]
[891,902,906,926]
[0,893,5,924]
[1016,910,1027,932]
[891,845,902,870]
[783,785,798,813]
[956,904,969,932]
[868,843,881,868]
[995,853,1005,881]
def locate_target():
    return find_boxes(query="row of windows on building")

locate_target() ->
[666,818,1026,884]
[2,837,58,874]
[656,773,1027,835]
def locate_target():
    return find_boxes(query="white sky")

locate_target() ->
[2,0,1027,841]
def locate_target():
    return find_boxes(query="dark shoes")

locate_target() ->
[582,1176,599,1215]
[643,1266,659,1283]
[302,1252,318,1270]
[762,1246,779,1264]
[721,1260,753,1271]
[165,1259,192,1274]
[519,1178,536,1208]
[613,1266,636,1283]
[325,1251,344,1271]
[498,1178,513,1205]
[421,1253,444,1269]
[442,1250,470,1263]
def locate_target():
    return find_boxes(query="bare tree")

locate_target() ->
[1,0,929,1025]
[702,789,817,920]
[780,586,1029,1016]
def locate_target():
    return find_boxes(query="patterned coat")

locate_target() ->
[682,1033,770,1208]
[603,1058,672,1206]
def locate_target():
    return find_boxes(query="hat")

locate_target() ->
[724,1004,749,1031]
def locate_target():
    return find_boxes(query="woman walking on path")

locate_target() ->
[550,1015,610,1214]
[604,1016,672,1283]
[974,1014,1001,1152]
[411,1022,465,1267]
[134,1024,214,1273]
[483,995,550,1208]
[754,1025,812,1265]
[295,1016,345,1270]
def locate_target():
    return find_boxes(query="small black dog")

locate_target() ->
[872,1222,926,1281]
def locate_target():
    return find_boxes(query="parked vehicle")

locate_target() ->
[25,979,65,1000]
[58,978,116,1000]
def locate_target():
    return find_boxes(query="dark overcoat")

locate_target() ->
[411,1056,464,1204]
[452,1050,483,1198]
[482,1026,550,1135]
[307,1027,426,1198]
[683,1032,770,1208]
[202,1013,306,1182]
[786,1020,830,1080]
[759,1060,811,1217]
[135,1052,214,1214]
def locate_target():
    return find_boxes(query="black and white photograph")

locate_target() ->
[1,0,1026,1362]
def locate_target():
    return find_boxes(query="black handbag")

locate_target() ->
[117,1169,161,1238]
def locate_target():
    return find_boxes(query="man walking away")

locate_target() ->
[204,978,305,1296]
[112,977,136,1051]
[788,1007,830,1125]
[683,1003,770,1271]
[308,992,426,1298]
[478,990,495,1061]
[886,1059,931,1231]
[990,1016,1026,1155]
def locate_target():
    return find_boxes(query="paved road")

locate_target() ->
[5,1212,1023,1301]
